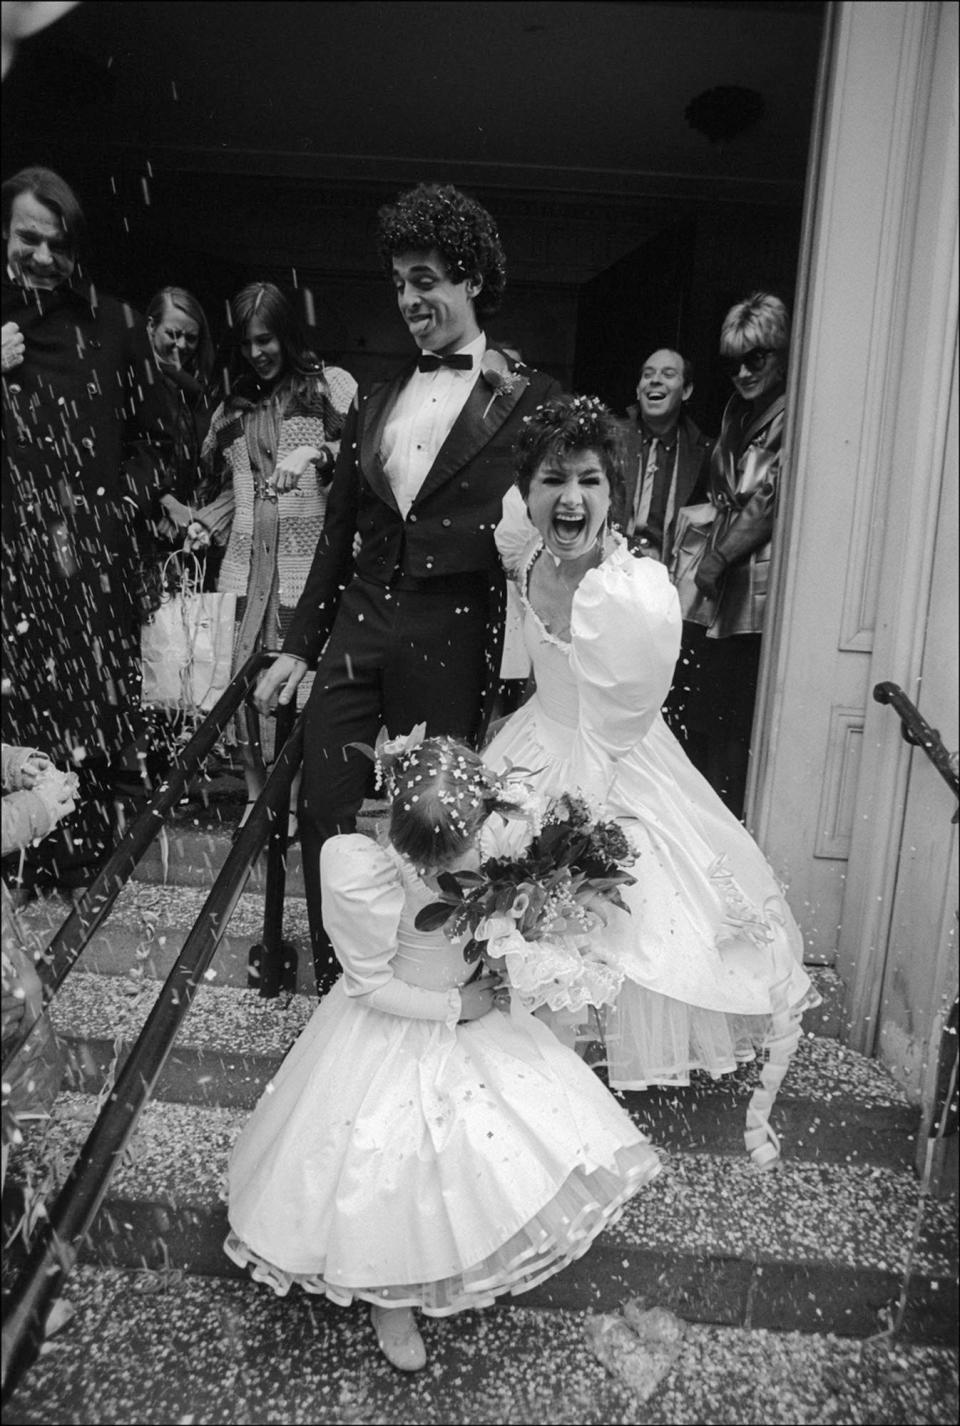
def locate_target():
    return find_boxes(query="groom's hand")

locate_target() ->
[254,654,308,714]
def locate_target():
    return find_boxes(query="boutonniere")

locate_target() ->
[480,349,529,419]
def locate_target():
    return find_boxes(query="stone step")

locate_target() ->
[17,883,319,996]
[16,884,849,1031]
[4,1084,955,1346]
[6,1264,958,1426]
[117,787,389,898]
[6,964,957,1349]
[46,973,907,1165]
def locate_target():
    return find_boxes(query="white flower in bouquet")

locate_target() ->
[416,790,637,1014]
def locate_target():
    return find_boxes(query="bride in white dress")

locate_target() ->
[225,736,662,1372]
[484,395,819,1169]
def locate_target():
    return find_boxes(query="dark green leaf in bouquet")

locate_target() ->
[462,936,483,964]
[415,902,458,932]
[537,822,568,857]
[452,869,487,887]
[560,832,592,868]
[436,870,468,900]
[494,885,518,914]
[583,873,637,894]
[523,883,549,914]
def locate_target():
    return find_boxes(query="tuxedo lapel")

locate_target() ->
[412,365,529,506]
[359,368,410,511]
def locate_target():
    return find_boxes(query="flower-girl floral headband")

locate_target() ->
[349,725,539,834]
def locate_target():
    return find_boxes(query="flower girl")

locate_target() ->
[225,735,662,1371]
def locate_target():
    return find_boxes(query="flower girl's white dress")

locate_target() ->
[225,835,661,1314]
[484,503,820,1166]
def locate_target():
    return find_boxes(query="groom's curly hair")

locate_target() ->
[377,183,507,321]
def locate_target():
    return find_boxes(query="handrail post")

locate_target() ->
[249,695,300,997]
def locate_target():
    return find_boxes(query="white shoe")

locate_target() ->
[370,1304,426,1372]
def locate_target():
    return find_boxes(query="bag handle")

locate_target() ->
[159,549,204,600]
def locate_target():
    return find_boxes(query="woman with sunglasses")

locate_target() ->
[687,292,790,817]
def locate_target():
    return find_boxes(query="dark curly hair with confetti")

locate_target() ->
[515,394,627,523]
[388,737,512,871]
[377,183,507,322]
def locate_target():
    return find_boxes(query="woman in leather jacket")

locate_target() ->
[687,292,790,818]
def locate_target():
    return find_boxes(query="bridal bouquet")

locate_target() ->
[415,792,636,1014]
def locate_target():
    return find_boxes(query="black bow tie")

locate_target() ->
[417,352,474,373]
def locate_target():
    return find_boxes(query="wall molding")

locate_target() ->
[814,707,865,859]
[86,142,808,207]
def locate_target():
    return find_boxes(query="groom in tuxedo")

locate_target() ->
[255,183,559,989]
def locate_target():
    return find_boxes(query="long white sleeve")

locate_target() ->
[567,548,681,801]
[320,835,461,1024]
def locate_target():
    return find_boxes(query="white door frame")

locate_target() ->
[749,2,958,1078]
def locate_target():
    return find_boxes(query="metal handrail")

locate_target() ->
[873,681,959,818]
[872,680,958,1335]
[2,650,270,1081]
[2,670,304,1397]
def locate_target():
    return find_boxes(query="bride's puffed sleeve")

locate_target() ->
[567,551,681,796]
[496,486,539,580]
[320,835,461,1023]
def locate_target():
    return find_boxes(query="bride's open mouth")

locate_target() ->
[551,512,587,547]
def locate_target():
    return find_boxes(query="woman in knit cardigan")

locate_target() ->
[188,283,356,831]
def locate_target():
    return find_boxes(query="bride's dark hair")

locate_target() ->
[515,394,627,523]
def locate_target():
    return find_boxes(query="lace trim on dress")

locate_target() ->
[708,853,784,951]
[706,853,816,1171]
[519,533,631,655]
[224,1144,660,1317]
[519,541,570,654]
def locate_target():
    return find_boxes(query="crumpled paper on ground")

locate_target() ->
[585,1298,686,1401]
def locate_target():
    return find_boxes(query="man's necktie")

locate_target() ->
[630,437,659,535]
[416,352,474,373]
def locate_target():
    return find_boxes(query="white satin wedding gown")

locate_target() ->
[484,507,819,1167]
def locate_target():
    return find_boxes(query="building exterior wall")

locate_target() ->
[753,0,958,1107]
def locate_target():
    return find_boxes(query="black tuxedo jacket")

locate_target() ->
[284,349,559,666]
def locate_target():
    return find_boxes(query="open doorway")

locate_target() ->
[1,0,827,818]
[572,199,808,818]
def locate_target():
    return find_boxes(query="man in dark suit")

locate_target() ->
[621,347,715,772]
[2,166,171,894]
[622,347,712,566]
[255,183,559,989]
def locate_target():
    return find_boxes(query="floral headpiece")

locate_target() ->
[347,724,429,798]
[522,393,611,437]
[349,728,538,838]
[516,393,625,493]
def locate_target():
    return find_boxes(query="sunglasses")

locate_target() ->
[720,347,773,376]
